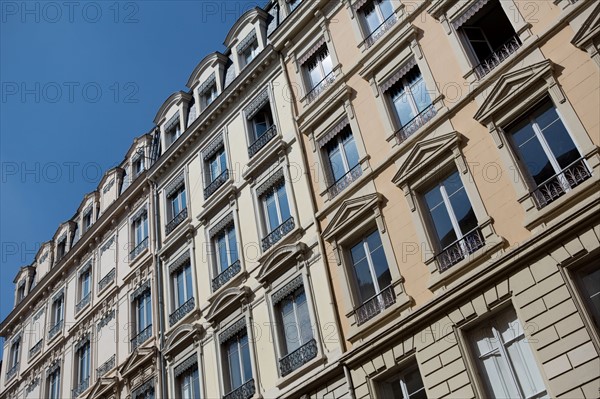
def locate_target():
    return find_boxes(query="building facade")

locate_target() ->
[1,1,599,399]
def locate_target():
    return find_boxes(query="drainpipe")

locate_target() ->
[277,52,350,390]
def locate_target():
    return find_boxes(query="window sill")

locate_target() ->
[242,131,286,181]
[259,223,304,259]
[275,350,326,389]
[197,180,236,224]
[208,268,248,301]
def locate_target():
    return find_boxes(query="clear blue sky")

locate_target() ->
[0,0,262,356]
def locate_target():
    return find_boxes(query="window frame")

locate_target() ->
[172,261,193,310]
[47,365,61,399]
[376,362,427,399]
[75,339,91,389]
[168,185,187,221]
[303,46,334,91]
[132,211,149,247]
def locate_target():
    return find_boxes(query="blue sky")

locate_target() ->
[0,0,262,356]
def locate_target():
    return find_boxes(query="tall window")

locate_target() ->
[133,212,149,247]
[507,98,588,207]
[379,365,427,399]
[47,366,61,399]
[56,239,67,261]
[305,47,333,90]
[359,0,394,35]
[325,126,360,183]
[277,285,312,355]
[260,179,292,246]
[82,211,92,232]
[201,83,218,110]
[168,186,187,220]
[75,340,91,390]
[165,119,182,147]
[133,156,145,177]
[16,281,25,303]
[387,66,432,129]
[250,104,274,141]
[51,294,64,327]
[349,230,392,304]
[207,147,227,183]
[137,290,152,334]
[241,40,259,66]
[574,264,600,330]
[214,224,238,274]
[8,337,20,371]
[469,307,547,399]
[222,330,253,395]
[173,262,193,309]
[79,268,91,302]
[177,363,200,399]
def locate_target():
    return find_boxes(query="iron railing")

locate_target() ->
[355,286,396,326]
[279,339,318,377]
[29,340,43,359]
[5,363,18,381]
[96,355,116,378]
[436,227,485,272]
[212,260,241,292]
[98,268,116,291]
[223,378,256,399]
[48,320,63,340]
[130,237,149,261]
[248,125,277,158]
[204,169,229,199]
[304,71,336,104]
[262,217,295,251]
[473,35,521,79]
[531,158,591,209]
[363,13,398,49]
[327,164,363,199]
[169,297,195,326]
[131,324,153,351]
[76,293,91,313]
[395,103,437,144]
[72,377,90,398]
[166,208,188,235]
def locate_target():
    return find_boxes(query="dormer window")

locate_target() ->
[199,73,218,111]
[133,154,145,177]
[288,0,301,12]
[237,30,259,68]
[165,114,181,147]
[16,280,26,304]
[83,210,92,232]
[56,236,67,261]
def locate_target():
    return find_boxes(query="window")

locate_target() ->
[16,281,25,303]
[56,239,66,261]
[469,307,547,399]
[169,185,187,220]
[305,46,333,91]
[133,212,149,247]
[133,156,145,177]
[250,103,274,142]
[75,340,91,393]
[47,366,61,399]
[379,365,427,399]
[207,147,227,183]
[214,224,238,274]
[573,264,600,330]
[204,143,228,200]
[82,211,92,232]
[457,0,520,77]
[387,66,433,136]
[177,363,200,399]
[262,181,291,233]
[51,294,64,327]
[222,329,253,395]
[8,337,20,371]
[359,0,395,36]
[288,0,301,12]
[241,40,259,66]
[132,289,152,350]
[324,125,360,184]
[166,120,182,147]
[79,268,91,303]
[423,169,484,271]
[173,262,193,309]
[506,98,590,209]
[201,83,218,110]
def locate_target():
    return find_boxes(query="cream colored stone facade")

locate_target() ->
[1,1,598,399]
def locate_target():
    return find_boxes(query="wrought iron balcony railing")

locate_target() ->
[355,286,396,326]
[262,217,295,251]
[279,339,318,377]
[72,377,90,398]
[531,158,591,209]
[29,340,43,359]
[204,169,229,199]
[212,260,241,292]
[76,293,91,313]
[395,103,437,144]
[131,324,153,351]
[5,363,18,382]
[327,164,363,199]
[48,320,63,340]
[436,227,485,272]
[363,13,398,49]
[473,35,521,79]
[248,125,277,158]
[96,355,116,378]
[130,237,149,261]
[166,208,188,235]
[304,71,336,104]
[223,378,256,399]
[169,297,195,327]
[98,268,116,292]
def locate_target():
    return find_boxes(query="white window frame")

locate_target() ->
[387,67,433,129]
[168,186,187,221]
[133,212,149,247]
[261,181,291,233]
[304,47,333,90]
[9,337,20,369]
[201,83,218,110]
[358,0,395,36]
[51,294,64,326]
[136,290,152,334]
[348,230,392,304]
[222,328,252,393]
[172,262,193,309]
[324,128,360,184]
[276,284,314,356]
[76,340,91,387]
[241,40,259,66]
[213,224,238,274]
[206,146,227,183]
[47,366,61,399]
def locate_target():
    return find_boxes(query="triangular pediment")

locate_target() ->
[572,3,600,48]
[474,60,553,123]
[119,347,155,378]
[322,193,382,240]
[392,132,462,186]
[85,376,117,399]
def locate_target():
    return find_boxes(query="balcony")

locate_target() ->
[279,339,318,377]
[131,324,153,351]
[130,237,149,261]
[204,169,229,199]
[166,208,188,235]
[327,164,362,199]
[5,363,18,382]
[262,217,295,251]
[363,13,398,49]
[436,227,485,272]
[223,378,255,399]
[72,377,90,398]
[248,125,277,158]
[473,35,521,79]
[29,340,43,359]
[76,293,91,313]
[48,320,63,340]
[169,297,195,327]
[98,268,116,292]
[531,158,592,209]
[395,103,437,144]
[355,286,396,326]
[304,71,336,104]
[212,260,241,292]
[96,355,115,378]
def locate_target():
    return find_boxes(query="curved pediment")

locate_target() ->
[223,7,268,49]
[164,323,201,355]
[186,52,228,88]
[473,60,554,123]
[153,91,192,125]
[206,286,251,324]
[322,193,383,241]
[257,242,309,283]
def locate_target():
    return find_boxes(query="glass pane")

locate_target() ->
[445,186,478,236]
[580,267,600,327]
[516,133,555,186]
[176,271,185,306]
[393,92,415,126]
[378,0,394,19]
[185,265,193,301]
[217,234,228,271]
[265,192,279,231]
[281,298,299,352]
[404,368,426,398]
[363,6,381,33]
[371,246,392,291]
[327,145,346,181]
[321,53,333,76]
[536,106,580,169]
[227,227,238,264]
[410,77,432,112]
[228,340,242,389]
[353,257,376,302]
[240,335,253,382]
[427,197,457,249]
[342,132,360,169]
[296,290,313,344]
[277,183,291,221]
[308,66,323,88]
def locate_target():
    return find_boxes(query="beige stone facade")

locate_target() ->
[1,1,598,399]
